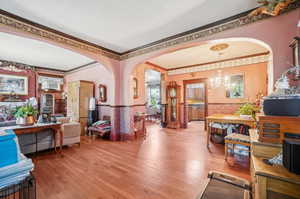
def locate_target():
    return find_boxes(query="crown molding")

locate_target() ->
[0,2,299,62]
[65,61,98,74]
[166,52,269,71]
[145,61,167,72]
[0,59,35,72]
[167,53,270,75]
[120,1,300,60]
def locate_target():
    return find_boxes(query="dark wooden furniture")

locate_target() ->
[1,123,63,154]
[187,104,205,121]
[257,115,300,144]
[166,81,181,129]
[206,114,256,149]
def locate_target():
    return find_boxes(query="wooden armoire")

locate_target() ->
[67,80,94,135]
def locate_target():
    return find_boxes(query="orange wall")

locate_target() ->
[132,62,268,106]
[167,62,268,103]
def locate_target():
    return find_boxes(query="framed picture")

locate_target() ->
[0,74,28,95]
[226,74,244,98]
[133,78,138,99]
[99,84,107,102]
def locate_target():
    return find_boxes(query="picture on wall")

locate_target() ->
[133,78,138,99]
[99,84,107,102]
[226,74,244,98]
[0,74,28,95]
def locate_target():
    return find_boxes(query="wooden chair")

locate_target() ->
[224,133,251,162]
[134,114,147,139]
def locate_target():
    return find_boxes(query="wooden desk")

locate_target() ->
[1,123,63,154]
[251,156,300,199]
[206,114,256,149]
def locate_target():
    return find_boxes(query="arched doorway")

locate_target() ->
[128,37,272,131]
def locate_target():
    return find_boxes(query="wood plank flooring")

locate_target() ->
[33,122,250,199]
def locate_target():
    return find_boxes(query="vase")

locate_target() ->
[16,117,26,125]
[25,116,35,125]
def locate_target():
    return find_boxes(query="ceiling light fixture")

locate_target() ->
[210,43,229,51]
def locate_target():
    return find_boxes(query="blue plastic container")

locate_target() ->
[0,129,18,168]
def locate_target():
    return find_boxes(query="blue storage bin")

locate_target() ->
[0,129,19,168]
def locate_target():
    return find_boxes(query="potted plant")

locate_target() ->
[236,103,259,120]
[14,104,38,125]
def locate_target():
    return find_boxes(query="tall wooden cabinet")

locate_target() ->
[67,80,94,135]
[166,81,181,129]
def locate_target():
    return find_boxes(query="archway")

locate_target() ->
[0,27,121,140]
[122,37,272,135]
[126,37,274,106]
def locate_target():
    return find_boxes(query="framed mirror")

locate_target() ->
[226,74,244,98]
[98,84,107,102]
[133,78,138,99]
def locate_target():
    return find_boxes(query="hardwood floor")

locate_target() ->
[33,122,250,199]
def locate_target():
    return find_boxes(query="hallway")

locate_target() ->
[34,122,250,199]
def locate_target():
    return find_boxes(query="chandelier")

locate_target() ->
[209,70,230,89]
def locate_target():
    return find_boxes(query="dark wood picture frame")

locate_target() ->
[133,77,138,99]
[98,84,107,102]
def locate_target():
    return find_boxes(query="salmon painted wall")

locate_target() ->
[167,62,268,104]
[131,62,268,115]
[64,63,115,105]
[132,63,168,105]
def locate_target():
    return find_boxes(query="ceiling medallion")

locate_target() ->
[210,43,229,51]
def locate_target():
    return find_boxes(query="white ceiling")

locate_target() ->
[0,0,258,53]
[0,32,94,71]
[149,41,269,69]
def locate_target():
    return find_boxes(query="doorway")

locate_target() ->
[183,79,208,127]
[145,69,161,122]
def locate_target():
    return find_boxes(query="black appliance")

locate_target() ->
[283,138,300,175]
[263,95,300,116]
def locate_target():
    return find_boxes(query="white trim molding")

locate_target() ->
[167,54,270,75]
